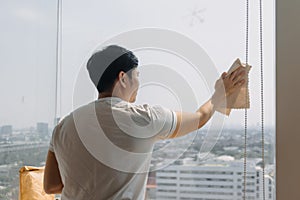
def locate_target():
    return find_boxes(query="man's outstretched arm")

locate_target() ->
[44,150,63,194]
[168,67,246,139]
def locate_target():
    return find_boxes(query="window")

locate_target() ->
[1,0,276,199]
[0,0,57,199]
[59,1,275,199]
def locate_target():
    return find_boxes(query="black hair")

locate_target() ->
[87,45,138,93]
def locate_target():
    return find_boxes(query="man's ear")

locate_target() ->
[118,71,127,88]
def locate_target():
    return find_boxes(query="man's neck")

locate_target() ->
[98,93,127,101]
[98,93,112,99]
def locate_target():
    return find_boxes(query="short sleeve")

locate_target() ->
[150,105,177,140]
[112,103,177,141]
[126,104,177,140]
[49,132,54,152]
[49,123,61,152]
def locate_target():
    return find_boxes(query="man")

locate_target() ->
[44,45,245,199]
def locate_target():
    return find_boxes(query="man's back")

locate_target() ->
[50,97,177,200]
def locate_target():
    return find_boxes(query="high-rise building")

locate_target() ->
[155,157,274,200]
[36,122,49,136]
[0,125,13,135]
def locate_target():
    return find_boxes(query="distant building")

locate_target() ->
[0,125,13,135]
[0,164,11,187]
[155,157,274,200]
[36,122,48,136]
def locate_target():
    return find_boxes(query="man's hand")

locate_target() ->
[166,66,247,140]
[212,66,246,108]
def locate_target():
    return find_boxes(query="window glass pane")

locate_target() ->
[1,0,274,199]
[0,0,57,199]
[62,1,275,199]
[61,1,275,199]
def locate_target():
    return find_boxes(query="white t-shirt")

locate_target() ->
[49,97,177,200]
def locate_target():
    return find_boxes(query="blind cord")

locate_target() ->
[243,0,249,198]
[243,0,266,199]
[259,0,266,199]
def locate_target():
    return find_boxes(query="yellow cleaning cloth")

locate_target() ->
[19,166,54,200]
[216,58,251,115]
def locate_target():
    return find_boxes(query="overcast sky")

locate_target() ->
[0,0,275,129]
